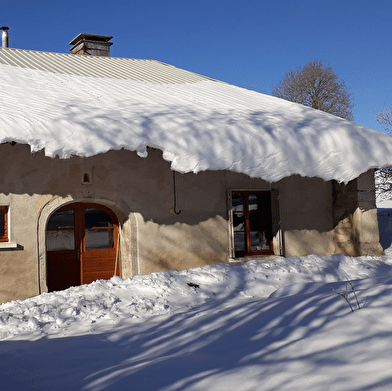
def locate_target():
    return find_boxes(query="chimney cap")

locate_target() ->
[69,33,113,46]
[1,26,9,30]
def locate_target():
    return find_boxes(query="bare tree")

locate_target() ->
[375,106,392,200]
[375,105,392,134]
[272,60,354,121]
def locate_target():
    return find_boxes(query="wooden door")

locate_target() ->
[81,205,119,285]
[46,203,120,292]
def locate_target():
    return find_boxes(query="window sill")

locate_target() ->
[229,254,280,263]
[0,242,18,249]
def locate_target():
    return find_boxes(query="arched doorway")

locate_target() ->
[46,203,120,292]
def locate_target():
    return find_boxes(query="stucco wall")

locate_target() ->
[277,176,335,257]
[0,142,382,303]
[332,170,384,256]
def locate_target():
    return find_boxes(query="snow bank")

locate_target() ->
[1,63,392,183]
[1,254,392,341]
[2,253,392,390]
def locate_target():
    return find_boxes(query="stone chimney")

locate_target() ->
[1,26,9,48]
[69,33,113,57]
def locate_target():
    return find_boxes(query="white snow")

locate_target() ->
[1,219,392,390]
[1,63,392,183]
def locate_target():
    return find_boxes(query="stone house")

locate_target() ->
[0,33,391,303]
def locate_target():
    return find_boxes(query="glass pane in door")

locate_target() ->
[47,208,75,229]
[46,230,75,251]
[85,229,114,249]
[85,208,113,228]
[46,208,75,251]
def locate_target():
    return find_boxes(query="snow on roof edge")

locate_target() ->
[1,63,392,184]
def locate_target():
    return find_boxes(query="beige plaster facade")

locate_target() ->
[0,142,383,304]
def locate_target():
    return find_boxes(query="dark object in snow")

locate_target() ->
[187,282,199,289]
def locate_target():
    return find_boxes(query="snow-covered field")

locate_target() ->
[1,212,392,390]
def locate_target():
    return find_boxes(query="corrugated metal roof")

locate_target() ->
[0,47,217,84]
[1,47,392,183]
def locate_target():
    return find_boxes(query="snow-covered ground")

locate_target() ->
[1,213,392,390]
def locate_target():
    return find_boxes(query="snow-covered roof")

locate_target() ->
[1,47,392,183]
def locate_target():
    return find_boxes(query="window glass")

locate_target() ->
[249,212,262,231]
[0,209,4,237]
[232,193,245,235]
[249,212,272,231]
[250,232,270,251]
[85,208,113,228]
[231,191,273,256]
[233,213,245,232]
[232,193,244,212]
[47,209,74,230]
[234,232,246,253]
[46,230,75,251]
[248,193,260,211]
[249,192,272,212]
[85,229,114,249]
[0,206,8,241]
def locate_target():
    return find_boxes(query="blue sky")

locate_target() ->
[3,0,391,132]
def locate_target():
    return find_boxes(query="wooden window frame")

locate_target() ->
[83,204,116,250]
[0,206,9,242]
[46,203,117,252]
[230,191,274,258]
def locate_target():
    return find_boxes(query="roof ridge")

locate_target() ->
[0,46,157,62]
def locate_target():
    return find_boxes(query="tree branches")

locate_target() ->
[375,105,392,135]
[375,106,392,200]
[272,60,354,121]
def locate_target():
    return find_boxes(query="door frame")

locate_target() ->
[38,195,128,294]
[46,202,120,291]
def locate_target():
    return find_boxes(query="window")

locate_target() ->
[84,207,114,249]
[46,204,115,252]
[0,206,8,242]
[46,207,75,251]
[231,191,274,257]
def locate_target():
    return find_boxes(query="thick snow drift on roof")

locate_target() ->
[1,63,392,183]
